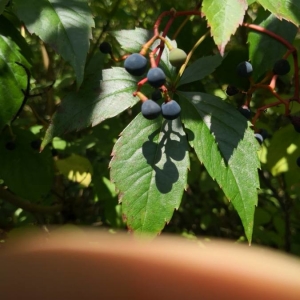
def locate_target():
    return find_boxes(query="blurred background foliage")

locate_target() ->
[0,0,300,255]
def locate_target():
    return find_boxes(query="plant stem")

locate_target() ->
[0,187,63,214]
[174,30,210,87]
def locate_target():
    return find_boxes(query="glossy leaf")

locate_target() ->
[110,113,190,235]
[42,53,148,147]
[177,91,260,243]
[0,28,29,130]
[111,27,152,53]
[248,9,297,80]
[258,0,300,26]
[178,54,224,87]
[0,129,54,201]
[202,0,248,55]
[13,0,94,87]
[43,27,159,147]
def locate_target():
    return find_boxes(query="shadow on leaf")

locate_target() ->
[142,119,188,194]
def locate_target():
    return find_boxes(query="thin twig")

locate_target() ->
[0,187,63,214]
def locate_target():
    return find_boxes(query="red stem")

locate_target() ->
[254,84,289,106]
[292,51,299,100]
[252,100,283,127]
[153,11,174,36]
[153,10,203,67]
[243,23,295,51]
[243,23,299,100]
[140,35,159,56]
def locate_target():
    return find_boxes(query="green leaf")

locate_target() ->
[178,54,224,87]
[13,0,94,87]
[266,125,300,176]
[202,0,248,55]
[110,113,190,235]
[43,27,161,146]
[0,32,29,130]
[93,160,123,228]
[55,153,93,187]
[258,0,300,26]
[112,28,178,81]
[42,52,149,147]
[0,15,33,63]
[111,27,152,53]
[177,91,260,243]
[248,9,297,81]
[0,128,54,201]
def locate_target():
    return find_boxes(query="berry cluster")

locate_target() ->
[225,58,295,136]
[224,57,298,163]
[99,29,188,121]
[98,11,300,166]
[227,59,292,123]
[123,50,183,120]
[141,98,181,120]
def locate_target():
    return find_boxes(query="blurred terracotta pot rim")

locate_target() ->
[1,230,300,300]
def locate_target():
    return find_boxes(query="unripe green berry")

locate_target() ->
[169,48,187,67]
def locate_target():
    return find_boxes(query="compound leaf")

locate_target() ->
[202,0,248,55]
[43,26,161,147]
[178,54,224,87]
[110,113,190,235]
[248,9,297,80]
[258,0,300,26]
[42,53,149,147]
[13,0,94,87]
[0,129,54,201]
[177,91,260,243]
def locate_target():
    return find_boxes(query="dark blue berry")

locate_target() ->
[236,61,253,78]
[226,85,239,96]
[273,59,290,76]
[124,53,147,76]
[5,141,16,150]
[161,100,181,120]
[99,42,112,54]
[254,133,263,145]
[31,139,42,150]
[141,100,161,120]
[259,129,269,140]
[238,105,251,119]
[51,148,58,157]
[296,157,300,167]
[151,89,162,101]
[147,67,166,88]
[294,125,300,133]
[289,116,300,133]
